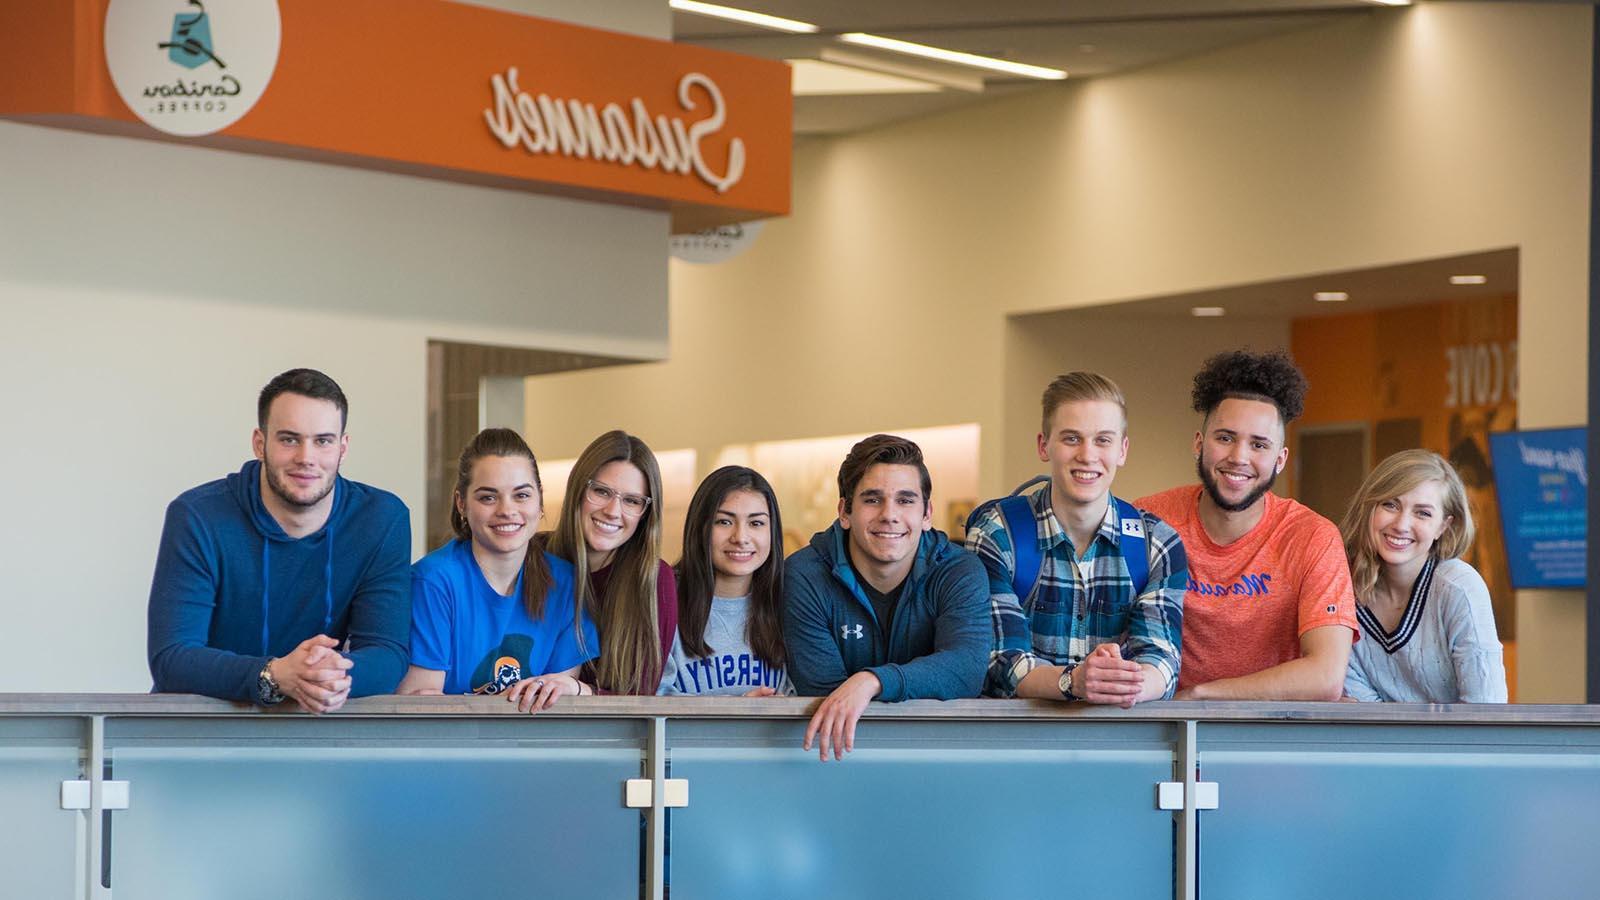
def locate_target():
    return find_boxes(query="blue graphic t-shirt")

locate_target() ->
[410,540,599,695]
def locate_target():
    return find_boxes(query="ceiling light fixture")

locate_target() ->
[1366,1,1412,6]
[1314,291,1349,302]
[819,48,984,93]
[669,0,818,34]
[1191,306,1226,318]
[1449,274,1488,285]
[838,33,1067,80]
[788,59,944,96]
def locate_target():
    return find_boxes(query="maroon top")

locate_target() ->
[587,559,679,695]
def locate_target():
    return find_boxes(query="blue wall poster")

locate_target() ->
[1487,427,1587,589]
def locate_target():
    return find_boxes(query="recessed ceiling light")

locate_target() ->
[788,59,944,96]
[1449,274,1488,285]
[1314,291,1349,302]
[669,0,818,34]
[1191,306,1226,317]
[1367,1,1411,6]
[838,33,1067,80]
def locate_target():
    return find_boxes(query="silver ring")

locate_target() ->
[533,680,546,689]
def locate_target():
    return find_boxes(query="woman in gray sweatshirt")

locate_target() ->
[1340,450,1507,703]
[660,466,792,696]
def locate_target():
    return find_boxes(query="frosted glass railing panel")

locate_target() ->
[0,719,83,899]
[1198,723,1600,900]
[667,720,1177,900]
[105,719,643,900]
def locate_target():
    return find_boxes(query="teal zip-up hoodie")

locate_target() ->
[782,524,989,701]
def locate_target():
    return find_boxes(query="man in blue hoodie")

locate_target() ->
[147,369,411,712]
[784,434,989,761]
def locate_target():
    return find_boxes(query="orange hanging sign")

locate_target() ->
[0,0,792,229]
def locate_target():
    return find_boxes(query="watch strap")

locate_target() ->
[1058,664,1081,701]
[257,658,285,705]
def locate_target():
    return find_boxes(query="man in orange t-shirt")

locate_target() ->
[1136,349,1356,700]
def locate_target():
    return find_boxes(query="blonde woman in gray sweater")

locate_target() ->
[1340,450,1507,703]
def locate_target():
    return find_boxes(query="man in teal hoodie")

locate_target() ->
[784,434,989,761]
[147,369,411,712]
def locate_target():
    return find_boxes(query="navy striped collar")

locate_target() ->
[1356,556,1436,654]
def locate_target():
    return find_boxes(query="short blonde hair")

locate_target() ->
[1339,449,1475,605]
[1041,371,1127,435]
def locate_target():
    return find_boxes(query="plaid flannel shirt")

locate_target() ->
[966,486,1186,698]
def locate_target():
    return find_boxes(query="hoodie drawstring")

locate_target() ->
[323,523,334,635]
[261,540,272,656]
[260,520,337,656]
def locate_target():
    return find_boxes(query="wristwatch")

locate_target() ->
[1058,664,1082,701]
[256,658,285,705]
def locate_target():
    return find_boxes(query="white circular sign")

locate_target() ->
[670,221,764,265]
[105,0,281,137]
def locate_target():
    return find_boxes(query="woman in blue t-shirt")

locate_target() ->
[398,428,599,712]
[660,466,791,696]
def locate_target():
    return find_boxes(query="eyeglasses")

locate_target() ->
[584,479,652,518]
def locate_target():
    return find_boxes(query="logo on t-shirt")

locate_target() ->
[470,633,536,694]
[1187,572,1273,599]
[840,624,864,640]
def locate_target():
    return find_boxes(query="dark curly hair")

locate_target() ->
[1191,348,1307,424]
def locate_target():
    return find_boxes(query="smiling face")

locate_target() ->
[1195,397,1288,514]
[1039,399,1128,510]
[252,392,347,511]
[458,455,541,560]
[1368,479,1452,575]
[709,488,772,596]
[582,460,648,568]
[839,463,931,570]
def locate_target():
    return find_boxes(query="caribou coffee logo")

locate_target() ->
[104,0,281,137]
[669,221,764,264]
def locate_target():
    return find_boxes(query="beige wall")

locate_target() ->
[525,2,1592,700]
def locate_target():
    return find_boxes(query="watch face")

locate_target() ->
[258,667,283,704]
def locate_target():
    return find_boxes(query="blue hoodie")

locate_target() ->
[782,524,989,702]
[147,459,411,702]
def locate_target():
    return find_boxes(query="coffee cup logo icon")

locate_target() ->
[161,2,226,70]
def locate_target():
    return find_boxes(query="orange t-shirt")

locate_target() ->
[1135,486,1357,691]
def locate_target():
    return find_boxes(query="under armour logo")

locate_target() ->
[841,624,864,639]
[1121,518,1145,538]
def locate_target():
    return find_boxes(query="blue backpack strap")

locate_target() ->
[1113,497,1149,597]
[965,476,1048,602]
[998,495,1041,602]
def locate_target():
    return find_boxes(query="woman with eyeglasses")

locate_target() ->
[397,428,599,712]
[660,466,791,697]
[545,430,678,695]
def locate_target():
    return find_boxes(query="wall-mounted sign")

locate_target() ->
[0,0,790,229]
[1488,427,1586,589]
[670,221,764,264]
[486,69,746,195]
[104,0,281,137]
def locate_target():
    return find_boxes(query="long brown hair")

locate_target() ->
[1339,449,1475,606]
[675,466,786,667]
[547,430,664,693]
[450,428,553,621]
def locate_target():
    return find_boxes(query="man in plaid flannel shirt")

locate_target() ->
[966,372,1186,706]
